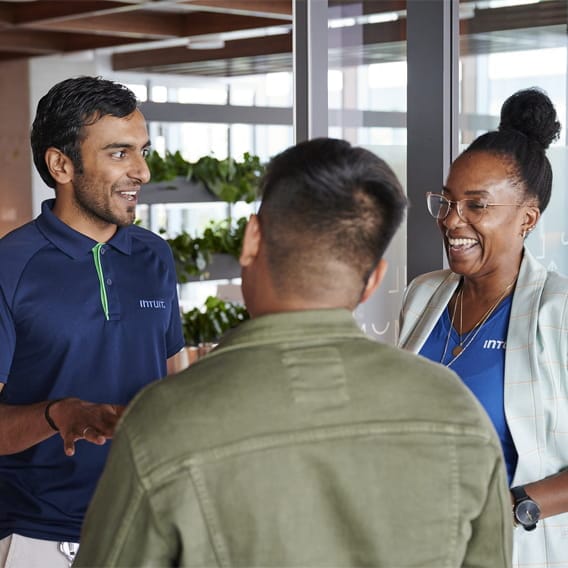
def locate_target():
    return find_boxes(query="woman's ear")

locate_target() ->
[239,214,262,268]
[360,259,388,304]
[521,204,540,237]
[45,147,74,185]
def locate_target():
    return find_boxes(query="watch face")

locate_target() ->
[515,499,540,530]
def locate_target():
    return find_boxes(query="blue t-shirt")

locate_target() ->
[0,199,185,542]
[420,295,517,483]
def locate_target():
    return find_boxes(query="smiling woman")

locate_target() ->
[398,87,568,568]
[434,149,539,285]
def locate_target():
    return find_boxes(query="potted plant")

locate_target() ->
[144,150,257,361]
[164,216,247,282]
[183,296,249,362]
[146,150,264,203]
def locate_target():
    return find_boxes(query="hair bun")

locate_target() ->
[498,87,561,150]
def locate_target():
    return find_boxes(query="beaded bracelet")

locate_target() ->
[44,399,64,431]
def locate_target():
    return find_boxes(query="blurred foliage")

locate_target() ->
[182,296,249,346]
[147,150,263,203]
[165,216,247,283]
[147,151,255,347]
[146,150,189,182]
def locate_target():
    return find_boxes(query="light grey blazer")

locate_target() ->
[398,248,568,568]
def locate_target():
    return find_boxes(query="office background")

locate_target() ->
[0,0,565,344]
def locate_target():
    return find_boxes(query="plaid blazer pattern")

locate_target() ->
[398,248,568,568]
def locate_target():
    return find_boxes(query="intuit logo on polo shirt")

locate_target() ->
[139,300,166,309]
[483,339,506,350]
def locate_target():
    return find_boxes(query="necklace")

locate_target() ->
[441,278,516,367]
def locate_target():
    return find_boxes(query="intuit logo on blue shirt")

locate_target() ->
[483,339,506,349]
[139,300,166,309]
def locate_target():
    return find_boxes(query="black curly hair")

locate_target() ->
[463,87,561,213]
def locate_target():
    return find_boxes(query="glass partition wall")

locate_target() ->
[459,0,568,275]
[125,73,293,310]
[326,1,408,344]
[102,0,567,342]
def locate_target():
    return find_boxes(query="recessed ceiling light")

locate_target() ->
[186,38,226,50]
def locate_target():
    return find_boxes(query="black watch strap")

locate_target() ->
[511,485,540,531]
[511,485,529,502]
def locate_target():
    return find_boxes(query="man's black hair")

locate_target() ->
[258,137,407,292]
[31,76,139,188]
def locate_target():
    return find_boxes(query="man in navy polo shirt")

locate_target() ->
[0,76,188,567]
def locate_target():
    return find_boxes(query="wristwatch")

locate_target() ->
[511,485,541,531]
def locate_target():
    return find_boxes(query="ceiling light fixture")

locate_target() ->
[186,37,226,50]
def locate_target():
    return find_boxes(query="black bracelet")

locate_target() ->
[44,399,63,431]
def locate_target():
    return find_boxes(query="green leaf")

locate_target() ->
[181,296,249,346]
[166,217,247,281]
[147,150,264,203]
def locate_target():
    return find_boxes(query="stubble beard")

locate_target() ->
[73,175,136,228]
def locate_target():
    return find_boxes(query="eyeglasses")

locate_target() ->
[426,192,522,224]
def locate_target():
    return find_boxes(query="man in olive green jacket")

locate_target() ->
[75,138,512,568]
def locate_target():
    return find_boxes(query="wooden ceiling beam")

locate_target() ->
[0,28,152,55]
[25,12,186,39]
[0,29,69,54]
[4,1,136,25]
[112,16,409,72]
[466,0,566,34]
[182,0,291,19]
[0,5,16,26]
[12,9,285,41]
[182,13,287,37]
[113,32,292,70]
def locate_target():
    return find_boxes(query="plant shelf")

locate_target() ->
[179,253,240,283]
[139,178,219,205]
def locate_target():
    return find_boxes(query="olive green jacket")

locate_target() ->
[75,309,512,568]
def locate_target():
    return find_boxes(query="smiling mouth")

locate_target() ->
[447,237,478,251]
[117,190,138,202]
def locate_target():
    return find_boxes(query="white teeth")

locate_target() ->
[448,237,477,247]
[119,191,137,201]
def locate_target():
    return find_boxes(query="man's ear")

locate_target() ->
[239,214,262,267]
[360,259,388,304]
[45,147,74,185]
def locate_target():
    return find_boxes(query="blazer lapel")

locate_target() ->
[400,271,461,353]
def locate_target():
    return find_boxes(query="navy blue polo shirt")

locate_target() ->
[0,199,185,542]
[420,296,518,484]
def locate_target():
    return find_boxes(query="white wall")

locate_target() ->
[29,54,99,216]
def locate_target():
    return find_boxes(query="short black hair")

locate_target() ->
[464,87,561,212]
[257,137,407,293]
[30,76,139,188]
